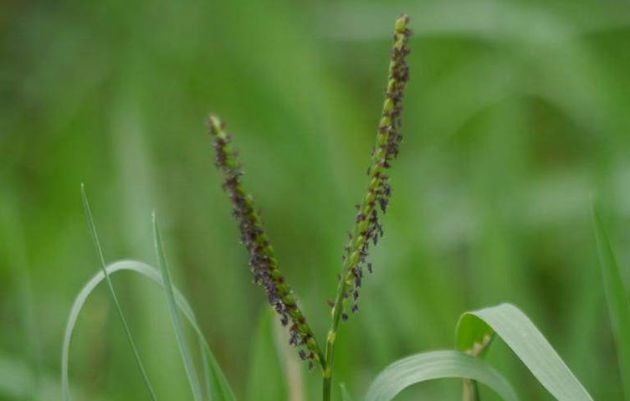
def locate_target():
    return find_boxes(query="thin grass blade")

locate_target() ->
[364,350,518,401]
[62,260,236,401]
[152,213,204,401]
[456,303,593,401]
[200,342,213,401]
[75,186,157,401]
[200,343,237,401]
[593,204,630,400]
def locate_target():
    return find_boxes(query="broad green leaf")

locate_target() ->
[456,303,593,401]
[364,350,518,401]
[153,213,203,401]
[77,186,157,401]
[246,309,287,401]
[593,205,630,400]
[61,260,236,401]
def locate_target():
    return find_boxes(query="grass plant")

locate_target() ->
[57,12,627,401]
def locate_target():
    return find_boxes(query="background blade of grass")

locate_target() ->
[364,350,519,401]
[0,195,43,401]
[152,213,203,401]
[200,344,213,401]
[61,260,236,401]
[200,342,237,401]
[77,186,157,401]
[339,383,354,401]
[0,353,99,401]
[246,309,287,401]
[457,303,593,401]
[593,204,630,400]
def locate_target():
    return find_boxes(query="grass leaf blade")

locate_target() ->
[593,204,630,400]
[62,260,236,401]
[75,186,158,401]
[364,350,519,401]
[152,213,204,401]
[457,303,593,401]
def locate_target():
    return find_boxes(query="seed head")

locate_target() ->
[207,115,324,367]
[334,14,411,319]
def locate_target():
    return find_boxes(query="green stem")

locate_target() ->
[321,14,411,401]
[322,283,345,401]
[463,379,480,401]
[323,374,332,401]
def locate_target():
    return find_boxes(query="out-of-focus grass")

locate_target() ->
[1,0,630,400]
[594,205,630,400]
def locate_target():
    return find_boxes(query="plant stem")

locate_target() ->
[323,374,332,401]
[322,289,344,401]
[321,14,411,401]
[463,379,480,401]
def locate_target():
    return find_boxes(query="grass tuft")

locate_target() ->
[61,259,237,401]
[593,203,630,400]
[73,185,158,401]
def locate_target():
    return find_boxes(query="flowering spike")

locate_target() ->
[322,17,412,399]
[331,14,411,323]
[207,115,324,368]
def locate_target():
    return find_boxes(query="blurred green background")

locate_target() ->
[2,0,630,400]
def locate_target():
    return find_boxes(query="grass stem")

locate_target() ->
[322,14,411,401]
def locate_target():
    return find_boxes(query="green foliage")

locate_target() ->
[77,187,157,401]
[457,304,593,401]
[593,205,630,400]
[153,213,203,401]
[339,383,354,401]
[364,350,518,401]
[61,260,236,401]
[359,303,596,401]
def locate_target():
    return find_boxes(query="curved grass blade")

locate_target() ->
[61,260,236,401]
[593,204,630,400]
[456,311,495,401]
[456,303,593,401]
[200,344,213,401]
[364,350,518,401]
[76,185,157,401]
[152,213,203,401]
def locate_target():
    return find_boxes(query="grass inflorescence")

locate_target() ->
[208,14,411,401]
[208,114,324,367]
[337,13,411,321]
